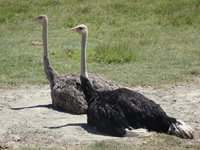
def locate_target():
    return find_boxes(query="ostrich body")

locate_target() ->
[72,24,194,138]
[36,15,119,114]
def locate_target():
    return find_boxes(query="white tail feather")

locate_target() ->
[168,120,194,139]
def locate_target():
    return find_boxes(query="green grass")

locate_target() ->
[18,134,200,150]
[1,1,200,149]
[86,134,200,150]
[87,140,132,150]
[0,0,200,87]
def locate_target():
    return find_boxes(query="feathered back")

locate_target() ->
[80,75,97,103]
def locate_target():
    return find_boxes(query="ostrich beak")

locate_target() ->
[35,16,40,23]
[35,16,39,21]
[70,27,76,32]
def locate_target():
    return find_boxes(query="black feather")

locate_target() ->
[81,75,177,137]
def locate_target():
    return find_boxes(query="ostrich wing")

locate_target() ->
[88,88,175,135]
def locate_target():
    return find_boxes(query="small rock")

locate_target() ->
[11,135,21,142]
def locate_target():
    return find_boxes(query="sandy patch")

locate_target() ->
[0,79,200,149]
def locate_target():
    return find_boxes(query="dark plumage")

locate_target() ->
[81,75,194,139]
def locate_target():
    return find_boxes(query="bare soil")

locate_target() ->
[0,78,200,149]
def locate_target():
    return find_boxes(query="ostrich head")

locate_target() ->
[71,24,88,34]
[168,120,194,139]
[36,15,47,25]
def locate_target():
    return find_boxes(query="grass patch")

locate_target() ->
[93,42,139,63]
[139,134,200,150]
[16,135,200,150]
[0,0,200,87]
[85,134,200,150]
[88,140,132,150]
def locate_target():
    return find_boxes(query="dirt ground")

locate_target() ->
[0,78,200,149]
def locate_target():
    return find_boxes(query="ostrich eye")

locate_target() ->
[78,27,83,30]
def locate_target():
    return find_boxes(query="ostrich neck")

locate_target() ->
[43,21,48,58]
[41,18,56,89]
[81,32,88,78]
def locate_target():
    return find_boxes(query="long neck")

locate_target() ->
[81,32,88,78]
[43,21,48,59]
[42,19,56,89]
[80,75,97,103]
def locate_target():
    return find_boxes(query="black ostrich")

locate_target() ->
[71,24,194,139]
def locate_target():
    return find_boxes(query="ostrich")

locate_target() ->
[36,15,119,114]
[71,24,194,139]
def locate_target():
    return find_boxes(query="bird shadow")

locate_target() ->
[9,104,78,114]
[10,104,52,110]
[44,123,107,136]
[10,105,110,136]
[10,105,108,136]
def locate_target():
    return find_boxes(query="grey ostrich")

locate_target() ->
[71,24,194,139]
[36,15,119,114]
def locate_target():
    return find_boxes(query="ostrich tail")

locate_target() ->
[168,120,194,139]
